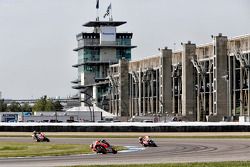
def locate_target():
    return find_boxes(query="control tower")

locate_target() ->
[72,18,136,110]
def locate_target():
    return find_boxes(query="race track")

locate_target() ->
[1,137,250,167]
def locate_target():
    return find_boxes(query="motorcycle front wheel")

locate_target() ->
[95,145,107,154]
[45,138,50,142]
[112,149,117,154]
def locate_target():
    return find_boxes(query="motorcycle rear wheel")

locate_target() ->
[112,149,117,154]
[95,145,107,154]
[45,138,50,142]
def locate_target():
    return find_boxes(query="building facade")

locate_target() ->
[108,33,250,121]
[72,16,250,121]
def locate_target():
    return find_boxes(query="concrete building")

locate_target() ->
[72,17,136,112]
[107,33,250,121]
[72,10,249,121]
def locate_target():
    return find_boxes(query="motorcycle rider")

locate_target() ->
[90,139,117,154]
[138,135,157,147]
[32,131,46,140]
[138,136,143,144]
[32,131,39,140]
[91,139,107,149]
[101,139,110,147]
[139,136,150,142]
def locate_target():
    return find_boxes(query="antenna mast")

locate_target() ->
[96,0,99,21]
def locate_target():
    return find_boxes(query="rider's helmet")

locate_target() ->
[33,130,37,134]
[101,139,107,143]
[138,137,143,141]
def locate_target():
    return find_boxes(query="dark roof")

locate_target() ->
[72,61,118,68]
[71,79,81,84]
[72,82,109,90]
[73,45,137,51]
[83,21,126,27]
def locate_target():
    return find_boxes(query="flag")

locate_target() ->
[103,3,111,18]
[96,0,99,9]
[107,3,111,11]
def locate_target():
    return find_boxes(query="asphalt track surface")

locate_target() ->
[1,137,250,167]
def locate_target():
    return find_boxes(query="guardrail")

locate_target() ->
[0,122,249,132]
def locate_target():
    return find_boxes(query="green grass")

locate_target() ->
[69,161,250,167]
[0,142,92,157]
[0,142,126,157]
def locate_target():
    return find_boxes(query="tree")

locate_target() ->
[32,96,62,112]
[32,96,47,112]
[7,102,21,112]
[44,99,55,111]
[21,103,32,112]
[54,100,63,111]
[0,100,7,112]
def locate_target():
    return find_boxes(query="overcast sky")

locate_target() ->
[0,0,249,99]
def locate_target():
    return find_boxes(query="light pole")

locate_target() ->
[17,103,23,122]
[159,99,166,122]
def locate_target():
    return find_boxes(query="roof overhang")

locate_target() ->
[83,21,126,27]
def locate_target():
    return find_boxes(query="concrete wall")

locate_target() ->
[160,47,173,116]
[119,58,129,116]
[213,34,228,120]
[182,41,197,121]
[2,124,250,132]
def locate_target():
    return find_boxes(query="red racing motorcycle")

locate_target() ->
[90,139,118,154]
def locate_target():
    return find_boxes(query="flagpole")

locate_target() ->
[96,0,99,21]
[96,9,99,21]
[110,3,113,21]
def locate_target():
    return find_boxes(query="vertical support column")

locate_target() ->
[228,55,232,116]
[233,56,236,116]
[156,69,159,114]
[160,47,172,117]
[147,78,150,114]
[240,65,243,115]
[197,75,200,121]
[119,58,129,117]
[139,68,142,116]
[108,85,113,113]
[92,85,97,107]
[110,69,114,114]
[209,62,212,115]
[172,76,176,114]
[131,75,134,116]
[129,74,132,116]
[182,41,196,121]
[248,38,250,116]
[143,74,146,116]
[203,73,206,121]
[213,33,228,120]
[151,74,154,114]
[178,76,181,115]
[248,54,250,116]
[135,79,138,115]
[115,84,117,115]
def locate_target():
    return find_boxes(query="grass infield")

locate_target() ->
[0,142,125,157]
[69,161,250,167]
